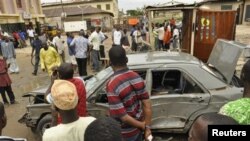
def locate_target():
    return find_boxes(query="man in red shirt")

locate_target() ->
[46,63,87,125]
[106,46,152,141]
[0,55,16,104]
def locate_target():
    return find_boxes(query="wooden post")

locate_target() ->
[190,9,197,55]
[147,10,154,50]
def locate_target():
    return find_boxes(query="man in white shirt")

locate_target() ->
[44,80,96,141]
[70,31,89,76]
[53,32,65,62]
[113,27,122,46]
[27,27,35,45]
[89,27,105,72]
[154,24,165,51]
[173,25,179,50]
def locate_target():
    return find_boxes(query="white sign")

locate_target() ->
[64,21,87,32]
[22,12,32,19]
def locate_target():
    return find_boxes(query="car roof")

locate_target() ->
[127,51,201,66]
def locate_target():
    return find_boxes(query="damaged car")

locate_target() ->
[19,39,246,137]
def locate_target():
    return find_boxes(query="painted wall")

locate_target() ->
[200,2,242,11]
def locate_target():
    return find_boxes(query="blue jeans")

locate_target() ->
[92,50,99,71]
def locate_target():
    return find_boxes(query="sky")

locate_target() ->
[41,0,203,11]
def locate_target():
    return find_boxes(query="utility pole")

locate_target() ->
[60,0,66,31]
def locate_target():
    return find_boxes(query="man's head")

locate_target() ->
[57,32,61,38]
[108,46,128,68]
[4,37,9,42]
[42,42,48,50]
[79,30,85,37]
[84,117,122,141]
[188,113,238,141]
[47,80,78,112]
[96,27,101,33]
[240,60,250,97]
[0,102,7,135]
[58,63,74,80]
[34,34,39,40]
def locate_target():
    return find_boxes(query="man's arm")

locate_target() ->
[39,50,45,71]
[120,114,145,130]
[52,48,61,66]
[142,99,152,126]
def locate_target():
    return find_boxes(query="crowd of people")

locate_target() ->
[0,23,249,141]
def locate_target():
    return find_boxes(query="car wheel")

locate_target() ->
[36,114,52,136]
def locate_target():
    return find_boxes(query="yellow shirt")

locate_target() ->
[40,46,61,76]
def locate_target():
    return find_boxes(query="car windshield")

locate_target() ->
[85,67,113,92]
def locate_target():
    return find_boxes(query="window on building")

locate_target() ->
[245,5,250,22]
[16,0,22,8]
[97,5,101,9]
[221,5,232,10]
[106,4,110,10]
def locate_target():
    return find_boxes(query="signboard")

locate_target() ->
[22,12,32,19]
[63,21,87,32]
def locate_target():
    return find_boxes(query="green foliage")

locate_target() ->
[126,8,144,16]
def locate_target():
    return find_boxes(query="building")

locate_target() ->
[42,0,119,23]
[243,0,250,25]
[199,0,244,24]
[0,0,45,33]
[43,5,114,30]
[146,1,239,62]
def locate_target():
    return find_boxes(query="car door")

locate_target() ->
[149,67,211,132]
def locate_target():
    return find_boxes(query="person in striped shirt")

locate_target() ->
[106,46,152,141]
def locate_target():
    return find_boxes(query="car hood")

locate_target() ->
[29,85,49,94]
[207,39,248,84]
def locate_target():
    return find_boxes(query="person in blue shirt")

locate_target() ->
[31,34,42,76]
[66,32,77,70]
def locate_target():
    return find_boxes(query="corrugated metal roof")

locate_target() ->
[43,5,114,17]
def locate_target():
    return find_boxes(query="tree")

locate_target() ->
[127,8,144,16]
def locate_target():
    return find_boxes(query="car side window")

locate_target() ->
[151,70,204,96]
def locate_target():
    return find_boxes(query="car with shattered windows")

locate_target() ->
[19,39,247,138]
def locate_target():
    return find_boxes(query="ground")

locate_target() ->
[1,25,250,141]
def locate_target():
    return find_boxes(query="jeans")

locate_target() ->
[92,50,100,71]
[33,55,40,74]
[0,85,15,104]
[158,39,163,50]
[76,58,87,76]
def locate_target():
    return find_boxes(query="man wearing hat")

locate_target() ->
[43,80,95,141]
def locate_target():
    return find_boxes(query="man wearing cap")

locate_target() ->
[43,80,95,141]
[106,46,152,141]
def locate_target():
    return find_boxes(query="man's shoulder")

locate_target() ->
[79,116,96,123]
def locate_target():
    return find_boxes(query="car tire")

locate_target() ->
[36,114,52,136]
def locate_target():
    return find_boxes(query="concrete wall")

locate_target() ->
[200,2,242,11]
[243,0,250,25]
[0,0,45,33]
[46,14,113,30]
